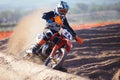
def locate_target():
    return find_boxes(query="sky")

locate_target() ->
[0,0,120,10]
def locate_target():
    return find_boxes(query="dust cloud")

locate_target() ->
[8,9,48,56]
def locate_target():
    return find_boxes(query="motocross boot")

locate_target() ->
[32,44,40,55]
[25,43,40,56]
[32,39,46,55]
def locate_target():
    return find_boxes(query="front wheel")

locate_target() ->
[44,48,67,69]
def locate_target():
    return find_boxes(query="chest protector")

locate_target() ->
[46,15,64,31]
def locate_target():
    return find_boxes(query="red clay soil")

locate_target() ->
[0,32,12,40]
[72,21,120,30]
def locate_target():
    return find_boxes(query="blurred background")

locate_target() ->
[0,0,120,31]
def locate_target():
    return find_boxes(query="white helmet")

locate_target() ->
[55,1,69,16]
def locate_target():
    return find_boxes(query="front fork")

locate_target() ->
[50,38,66,58]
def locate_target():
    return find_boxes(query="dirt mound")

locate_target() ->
[0,52,89,80]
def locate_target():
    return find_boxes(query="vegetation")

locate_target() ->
[72,2,120,13]
[0,10,32,31]
[68,2,120,24]
[0,24,16,31]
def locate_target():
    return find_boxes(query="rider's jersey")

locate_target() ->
[46,22,61,32]
[42,10,76,37]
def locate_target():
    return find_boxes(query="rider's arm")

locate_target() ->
[49,33,59,40]
[63,17,76,38]
[63,17,84,44]
[42,11,55,21]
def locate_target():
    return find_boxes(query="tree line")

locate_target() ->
[71,2,120,13]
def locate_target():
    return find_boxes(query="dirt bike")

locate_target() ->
[24,15,84,69]
[25,29,73,69]
[44,29,73,69]
[25,28,83,69]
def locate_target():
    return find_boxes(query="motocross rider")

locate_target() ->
[30,1,83,58]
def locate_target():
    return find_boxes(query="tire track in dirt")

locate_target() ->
[63,24,120,80]
[0,39,9,53]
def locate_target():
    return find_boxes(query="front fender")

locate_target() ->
[65,39,72,52]
[57,38,72,52]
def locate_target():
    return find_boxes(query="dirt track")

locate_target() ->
[64,24,120,80]
[0,24,120,80]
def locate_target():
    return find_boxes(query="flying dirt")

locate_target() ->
[8,9,46,56]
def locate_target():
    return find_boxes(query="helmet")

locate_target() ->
[55,1,69,16]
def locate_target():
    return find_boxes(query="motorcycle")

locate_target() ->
[44,29,73,69]
[25,29,73,69]
[24,14,84,69]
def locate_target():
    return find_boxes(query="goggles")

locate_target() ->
[58,8,68,14]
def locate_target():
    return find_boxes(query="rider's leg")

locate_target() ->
[32,30,53,54]
[49,37,61,58]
